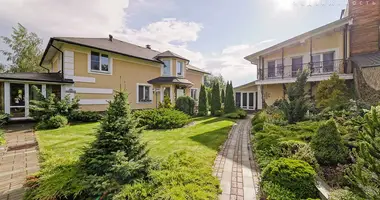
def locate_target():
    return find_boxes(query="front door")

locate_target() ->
[10,83,26,118]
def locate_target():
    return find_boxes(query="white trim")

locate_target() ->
[42,84,47,98]
[136,83,153,104]
[66,75,96,83]
[79,99,111,105]
[87,51,113,75]
[24,84,29,117]
[68,87,113,94]
[65,69,74,76]
[257,85,263,109]
[4,82,10,114]
[63,50,74,79]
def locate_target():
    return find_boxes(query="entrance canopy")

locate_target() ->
[147,76,193,87]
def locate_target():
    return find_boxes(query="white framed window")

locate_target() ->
[162,60,171,76]
[176,61,184,76]
[190,88,198,100]
[311,51,335,74]
[90,51,111,73]
[137,84,152,103]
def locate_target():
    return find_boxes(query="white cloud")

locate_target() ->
[272,0,321,11]
[0,0,274,86]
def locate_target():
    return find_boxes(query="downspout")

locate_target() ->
[51,45,64,81]
[343,24,348,73]
[39,64,50,73]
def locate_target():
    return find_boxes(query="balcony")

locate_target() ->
[262,59,350,80]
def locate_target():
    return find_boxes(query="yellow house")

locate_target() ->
[0,36,209,119]
[243,15,354,109]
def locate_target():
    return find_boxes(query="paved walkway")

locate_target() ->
[0,123,39,200]
[213,118,260,200]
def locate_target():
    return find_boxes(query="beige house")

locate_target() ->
[243,12,354,109]
[0,36,209,120]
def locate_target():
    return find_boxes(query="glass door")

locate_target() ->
[242,93,248,109]
[235,92,241,108]
[249,93,254,110]
[10,83,25,118]
[292,57,303,77]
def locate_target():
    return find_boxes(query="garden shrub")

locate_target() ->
[329,189,365,200]
[224,109,247,119]
[224,81,235,114]
[114,151,221,200]
[251,111,267,133]
[79,92,152,198]
[311,119,348,165]
[69,111,102,122]
[280,70,310,124]
[133,108,191,129]
[316,73,349,110]
[36,115,68,130]
[346,106,380,199]
[29,86,79,121]
[175,96,195,116]
[214,109,224,117]
[262,181,297,200]
[198,85,208,116]
[158,95,173,108]
[210,82,221,115]
[261,158,318,199]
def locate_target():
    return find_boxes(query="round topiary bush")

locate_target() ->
[175,96,195,116]
[262,158,317,199]
[310,119,348,165]
[36,115,68,130]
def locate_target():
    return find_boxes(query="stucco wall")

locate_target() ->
[55,43,204,111]
[263,84,284,106]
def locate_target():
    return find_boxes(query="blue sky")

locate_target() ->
[0,0,346,86]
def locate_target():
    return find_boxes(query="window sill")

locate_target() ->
[137,101,153,104]
[89,70,112,75]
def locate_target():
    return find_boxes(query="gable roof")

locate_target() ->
[155,50,189,61]
[41,37,209,74]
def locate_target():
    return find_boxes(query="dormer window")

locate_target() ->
[162,60,171,76]
[176,61,184,76]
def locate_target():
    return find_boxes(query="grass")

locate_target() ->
[31,117,235,199]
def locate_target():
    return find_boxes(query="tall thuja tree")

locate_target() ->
[198,85,208,116]
[225,81,236,114]
[79,92,151,198]
[221,88,225,104]
[346,106,380,199]
[211,82,221,115]
[206,87,212,109]
[280,70,310,124]
[0,23,44,72]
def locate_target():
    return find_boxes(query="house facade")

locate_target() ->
[242,0,380,109]
[0,36,209,119]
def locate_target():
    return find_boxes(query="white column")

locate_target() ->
[4,82,10,114]
[257,85,263,109]
[25,84,29,117]
[42,84,47,98]
[253,92,256,110]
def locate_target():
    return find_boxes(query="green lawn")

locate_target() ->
[32,117,235,199]
[37,117,234,163]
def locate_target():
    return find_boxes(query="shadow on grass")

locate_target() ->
[197,117,236,125]
[189,126,233,151]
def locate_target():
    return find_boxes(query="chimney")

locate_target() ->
[146,44,151,49]
[109,34,113,41]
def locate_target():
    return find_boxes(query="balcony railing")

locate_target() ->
[262,59,348,80]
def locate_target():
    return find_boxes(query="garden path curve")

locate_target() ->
[0,123,39,200]
[213,117,260,200]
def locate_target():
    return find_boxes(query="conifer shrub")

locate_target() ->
[316,73,349,110]
[79,92,151,198]
[310,119,348,165]
[262,181,297,200]
[251,111,267,133]
[133,108,191,129]
[210,82,221,116]
[158,95,173,108]
[35,115,68,130]
[262,158,318,199]
[198,85,208,116]
[224,81,236,114]
[175,96,195,116]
